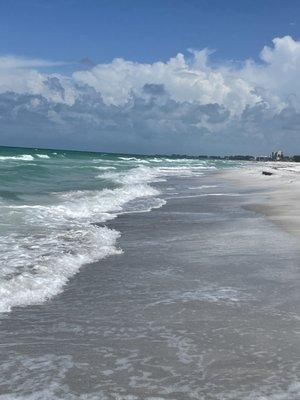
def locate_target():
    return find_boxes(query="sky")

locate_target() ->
[1,0,300,155]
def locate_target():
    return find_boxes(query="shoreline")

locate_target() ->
[220,162,300,238]
[1,172,299,399]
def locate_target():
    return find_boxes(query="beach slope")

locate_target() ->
[221,162,300,237]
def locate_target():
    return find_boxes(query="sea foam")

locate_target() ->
[36,154,50,159]
[0,154,34,161]
[0,155,218,313]
[0,165,167,313]
[0,226,121,313]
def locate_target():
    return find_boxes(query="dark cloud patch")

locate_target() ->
[43,77,65,100]
[143,83,166,96]
[1,88,300,155]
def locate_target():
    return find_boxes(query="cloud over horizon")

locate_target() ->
[1,36,300,155]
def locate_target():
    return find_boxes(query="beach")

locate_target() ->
[221,162,300,237]
[3,1,300,399]
[0,151,299,399]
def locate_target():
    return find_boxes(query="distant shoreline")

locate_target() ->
[0,144,299,162]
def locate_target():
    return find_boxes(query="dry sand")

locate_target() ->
[221,162,300,238]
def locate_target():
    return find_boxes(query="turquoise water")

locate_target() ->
[0,146,237,313]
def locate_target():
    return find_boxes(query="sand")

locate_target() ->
[221,162,300,237]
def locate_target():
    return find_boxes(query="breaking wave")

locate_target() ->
[0,151,221,313]
[0,165,168,313]
[0,154,34,161]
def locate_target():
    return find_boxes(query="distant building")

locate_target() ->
[271,150,284,161]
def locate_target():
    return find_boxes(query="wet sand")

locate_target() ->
[0,173,299,399]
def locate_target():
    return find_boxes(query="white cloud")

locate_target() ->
[0,56,74,105]
[1,36,300,154]
[239,36,300,110]
[72,50,260,115]
[1,36,299,114]
[0,55,65,69]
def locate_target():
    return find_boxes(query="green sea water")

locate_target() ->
[0,145,238,313]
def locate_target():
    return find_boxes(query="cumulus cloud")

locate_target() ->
[72,50,260,115]
[1,36,300,154]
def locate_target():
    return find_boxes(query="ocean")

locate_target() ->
[0,146,299,399]
[0,146,231,314]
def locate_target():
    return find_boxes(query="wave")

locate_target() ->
[100,165,165,185]
[118,156,137,161]
[93,166,116,170]
[36,154,50,159]
[0,165,166,313]
[0,154,34,161]
[0,155,222,313]
[155,167,204,177]
[0,226,121,313]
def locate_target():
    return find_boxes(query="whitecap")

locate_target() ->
[93,166,116,170]
[36,154,50,159]
[0,154,34,161]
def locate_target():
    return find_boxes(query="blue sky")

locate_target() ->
[1,0,300,154]
[1,0,299,65]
